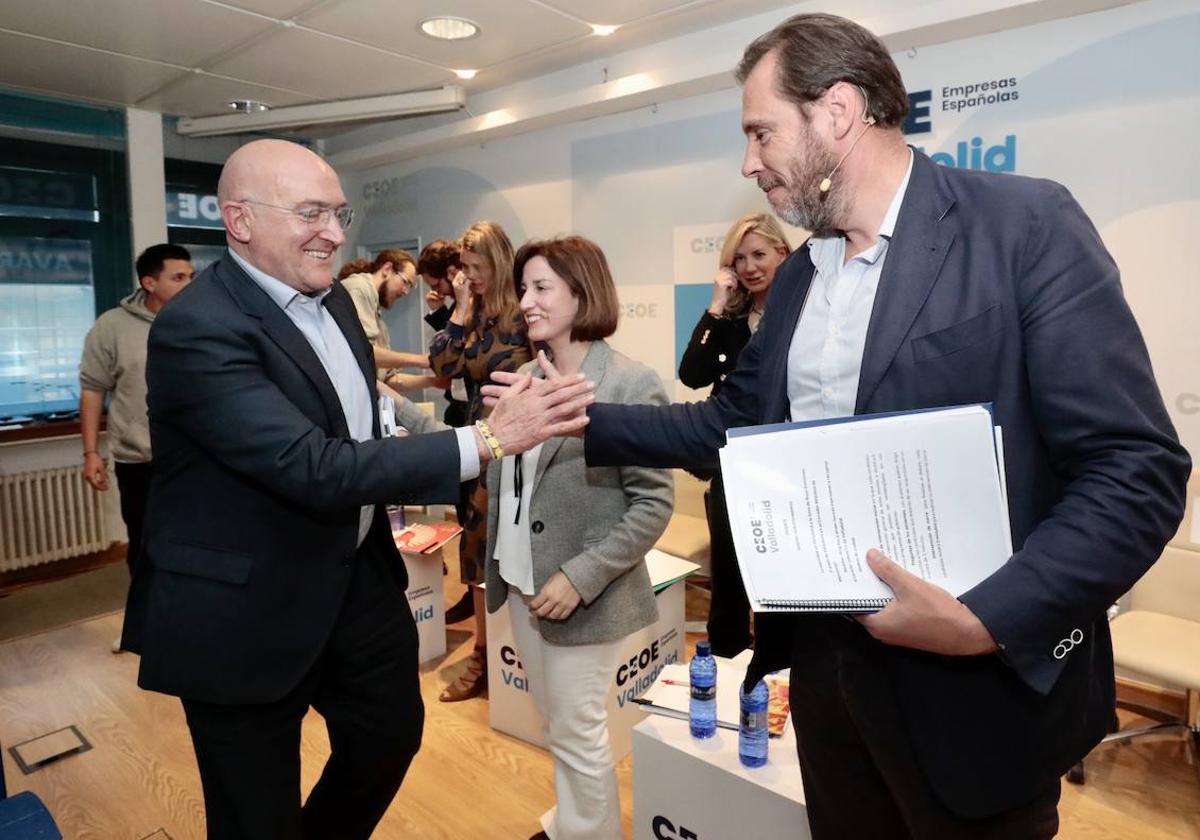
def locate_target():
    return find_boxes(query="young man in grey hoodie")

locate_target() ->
[80,244,194,587]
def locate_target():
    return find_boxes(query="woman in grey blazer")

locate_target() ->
[492,236,673,840]
[387,235,672,839]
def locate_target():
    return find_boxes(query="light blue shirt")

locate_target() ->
[787,150,914,421]
[229,250,480,545]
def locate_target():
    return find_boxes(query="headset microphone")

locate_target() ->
[819,87,877,194]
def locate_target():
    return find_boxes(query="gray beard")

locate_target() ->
[775,172,845,238]
[767,137,846,236]
[776,193,841,238]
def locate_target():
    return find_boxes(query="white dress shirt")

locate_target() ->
[787,150,914,422]
[494,444,545,595]
[230,250,480,546]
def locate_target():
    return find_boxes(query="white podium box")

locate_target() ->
[632,715,810,840]
[401,546,447,664]
[486,549,699,760]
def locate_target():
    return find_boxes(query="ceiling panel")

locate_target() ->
[0,0,801,125]
[298,0,591,67]
[208,27,452,99]
[218,0,325,19]
[541,0,697,26]
[137,73,318,117]
[0,32,187,105]
[0,0,276,67]
[463,0,801,93]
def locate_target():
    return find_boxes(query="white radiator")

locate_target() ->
[0,465,111,572]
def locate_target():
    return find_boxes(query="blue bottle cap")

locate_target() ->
[696,640,711,656]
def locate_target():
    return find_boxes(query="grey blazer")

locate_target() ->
[486,340,673,645]
[394,341,673,645]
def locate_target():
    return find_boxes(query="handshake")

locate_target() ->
[472,350,594,463]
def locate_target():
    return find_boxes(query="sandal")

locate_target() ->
[439,647,488,702]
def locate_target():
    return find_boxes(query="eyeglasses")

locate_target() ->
[239,199,354,230]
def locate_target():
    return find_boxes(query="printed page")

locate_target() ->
[718,406,1010,607]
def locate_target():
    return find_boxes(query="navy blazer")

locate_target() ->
[585,151,1189,817]
[122,253,462,705]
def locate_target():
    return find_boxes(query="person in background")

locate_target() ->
[80,242,194,650]
[429,221,532,701]
[339,250,444,393]
[417,238,474,617]
[677,212,791,657]
[335,257,372,279]
[493,236,672,840]
[416,239,470,429]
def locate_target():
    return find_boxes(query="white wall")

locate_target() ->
[343,0,1200,457]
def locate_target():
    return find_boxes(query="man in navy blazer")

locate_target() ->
[573,14,1189,839]
[121,140,593,840]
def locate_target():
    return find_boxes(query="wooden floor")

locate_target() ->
[1,606,1198,838]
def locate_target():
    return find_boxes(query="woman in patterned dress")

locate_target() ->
[429,220,532,701]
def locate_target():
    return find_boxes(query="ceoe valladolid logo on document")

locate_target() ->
[746,499,780,555]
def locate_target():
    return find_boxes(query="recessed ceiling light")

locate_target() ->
[454,69,478,80]
[227,99,271,113]
[591,24,619,36]
[420,16,480,40]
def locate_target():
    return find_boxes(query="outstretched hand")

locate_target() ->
[482,351,594,456]
[854,549,998,656]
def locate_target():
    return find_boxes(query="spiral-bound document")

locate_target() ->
[718,404,1012,613]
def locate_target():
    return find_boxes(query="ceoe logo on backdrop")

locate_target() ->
[903,79,1019,173]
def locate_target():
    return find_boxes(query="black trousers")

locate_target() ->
[113,460,153,574]
[182,541,424,840]
[789,617,1060,839]
[704,472,753,657]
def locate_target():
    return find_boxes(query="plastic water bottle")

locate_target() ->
[689,640,717,739]
[387,504,406,536]
[739,678,769,767]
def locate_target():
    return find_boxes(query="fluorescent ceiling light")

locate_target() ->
[454,69,478,80]
[420,17,479,40]
[227,99,270,113]
[177,86,466,137]
[591,24,619,36]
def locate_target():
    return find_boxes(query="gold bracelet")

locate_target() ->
[475,419,504,460]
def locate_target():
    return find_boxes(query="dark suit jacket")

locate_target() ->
[122,253,462,705]
[677,310,752,396]
[585,151,1190,818]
